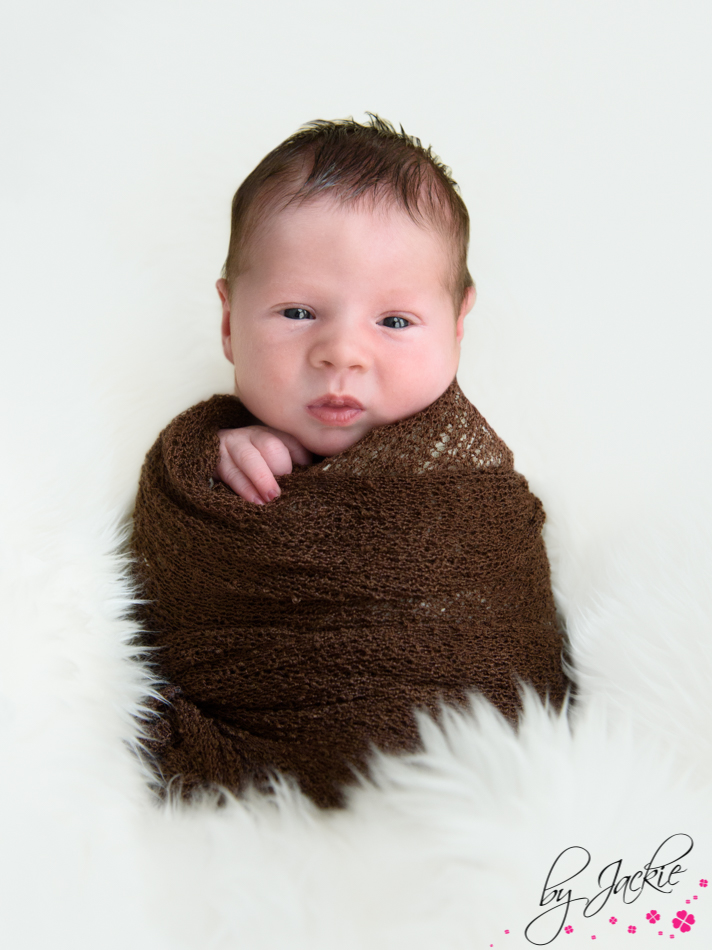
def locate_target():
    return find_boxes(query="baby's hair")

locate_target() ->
[221,113,474,316]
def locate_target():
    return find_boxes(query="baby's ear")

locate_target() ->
[456,285,476,342]
[217,279,234,365]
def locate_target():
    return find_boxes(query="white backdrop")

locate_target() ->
[4,0,711,535]
[2,2,712,948]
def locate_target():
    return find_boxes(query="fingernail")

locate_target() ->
[266,490,279,501]
[253,497,264,505]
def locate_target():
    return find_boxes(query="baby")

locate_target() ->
[213,115,476,504]
[132,115,568,808]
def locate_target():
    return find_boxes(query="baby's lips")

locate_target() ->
[306,404,363,426]
[309,393,364,410]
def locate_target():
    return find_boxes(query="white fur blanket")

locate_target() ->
[1,377,711,950]
[3,5,712,948]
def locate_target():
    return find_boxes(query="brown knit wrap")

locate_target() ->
[131,378,568,808]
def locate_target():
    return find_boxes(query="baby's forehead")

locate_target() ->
[251,192,454,266]
[250,207,451,298]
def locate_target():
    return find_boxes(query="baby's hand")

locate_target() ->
[214,426,313,504]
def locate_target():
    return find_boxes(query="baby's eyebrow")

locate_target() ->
[266,288,326,305]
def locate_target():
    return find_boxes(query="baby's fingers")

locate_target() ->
[216,442,279,504]
[214,455,266,504]
[256,427,313,469]
[250,427,313,480]
[271,431,313,468]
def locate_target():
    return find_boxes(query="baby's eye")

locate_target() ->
[380,315,411,329]
[282,307,314,320]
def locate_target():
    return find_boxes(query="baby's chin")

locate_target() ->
[300,423,374,459]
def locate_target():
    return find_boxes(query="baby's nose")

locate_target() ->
[309,323,371,371]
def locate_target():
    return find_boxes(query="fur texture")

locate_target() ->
[1,370,710,948]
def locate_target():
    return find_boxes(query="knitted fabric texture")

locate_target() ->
[131,378,568,808]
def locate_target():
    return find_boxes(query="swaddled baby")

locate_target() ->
[132,115,570,808]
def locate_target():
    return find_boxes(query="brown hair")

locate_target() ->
[221,114,474,316]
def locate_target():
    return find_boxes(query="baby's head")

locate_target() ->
[218,114,476,457]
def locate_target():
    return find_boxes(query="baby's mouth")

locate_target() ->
[307,395,364,426]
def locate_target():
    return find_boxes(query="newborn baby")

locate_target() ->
[213,144,475,503]
[132,115,569,808]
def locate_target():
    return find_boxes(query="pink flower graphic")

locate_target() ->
[672,910,695,933]
[700,879,708,888]
[647,910,661,923]
[565,925,573,934]
[628,925,637,933]
[609,917,617,924]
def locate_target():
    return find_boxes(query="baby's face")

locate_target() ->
[218,196,475,457]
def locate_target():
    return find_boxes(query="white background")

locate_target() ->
[2,0,711,555]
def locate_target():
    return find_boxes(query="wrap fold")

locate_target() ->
[131,378,568,807]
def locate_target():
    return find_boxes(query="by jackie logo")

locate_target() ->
[524,833,693,945]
